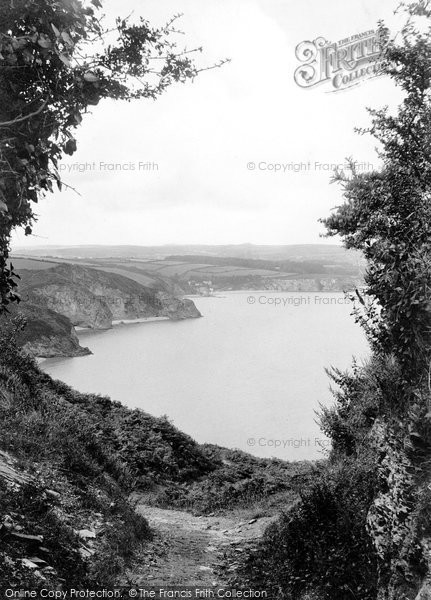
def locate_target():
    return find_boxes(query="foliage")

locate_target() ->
[322,14,431,377]
[0,0,227,309]
[241,4,431,598]
[152,445,313,515]
[0,320,155,589]
[237,460,379,600]
[319,5,431,597]
[0,321,309,588]
[0,317,216,488]
[0,479,89,591]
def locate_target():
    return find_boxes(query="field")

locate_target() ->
[11,257,59,270]
[11,255,294,284]
[11,247,364,295]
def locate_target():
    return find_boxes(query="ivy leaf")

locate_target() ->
[38,36,52,49]
[83,71,99,82]
[59,53,71,67]
[11,38,27,50]
[63,139,77,155]
[61,31,73,47]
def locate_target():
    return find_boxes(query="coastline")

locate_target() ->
[75,316,170,332]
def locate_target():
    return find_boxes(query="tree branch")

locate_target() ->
[0,99,48,128]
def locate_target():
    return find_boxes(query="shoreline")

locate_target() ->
[75,316,170,332]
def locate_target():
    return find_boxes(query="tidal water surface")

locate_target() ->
[42,292,368,460]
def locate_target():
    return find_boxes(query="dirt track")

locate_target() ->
[129,503,275,586]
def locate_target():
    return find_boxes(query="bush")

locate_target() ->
[238,459,378,600]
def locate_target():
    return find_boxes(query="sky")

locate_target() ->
[12,0,406,249]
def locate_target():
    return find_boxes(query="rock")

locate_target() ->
[2,515,14,530]
[11,532,43,544]
[0,452,32,486]
[21,559,39,569]
[77,529,96,540]
[45,489,61,500]
[15,263,201,358]
[78,547,95,559]
[248,519,257,525]
[14,303,91,358]
[198,566,213,572]
[157,293,201,320]
[415,582,431,600]
[28,557,48,566]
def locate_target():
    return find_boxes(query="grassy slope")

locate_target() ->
[0,319,312,591]
[18,263,162,304]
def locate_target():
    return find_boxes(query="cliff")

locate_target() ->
[156,292,201,320]
[193,275,365,294]
[15,263,201,357]
[10,303,91,358]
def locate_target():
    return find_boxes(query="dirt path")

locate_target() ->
[129,503,276,587]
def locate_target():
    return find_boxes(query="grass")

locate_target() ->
[0,316,311,590]
[150,445,314,516]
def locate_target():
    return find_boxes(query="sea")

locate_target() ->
[41,292,368,461]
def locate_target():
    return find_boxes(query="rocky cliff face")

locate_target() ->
[156,293,202,320]
[208,276,364,293]
[12,303,91,358]
[20,264,201,328]
[15,263,201,357]
[26,283,112,329]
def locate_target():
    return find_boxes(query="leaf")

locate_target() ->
[22,49,33,63]
[83,71,99,82]
[0,200,8,213]
[63,139,77,155]
[61,31,73,46]
[91,0,103,8]
[59,53,71,67]
[51,23,60,37]
[38,36,52,49]
[11,38,27,50]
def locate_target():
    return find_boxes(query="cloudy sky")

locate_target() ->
[13,0,404,249]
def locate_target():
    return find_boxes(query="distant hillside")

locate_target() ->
[165,254,354,275]
[13,243,365,266]
[12,244,365,296]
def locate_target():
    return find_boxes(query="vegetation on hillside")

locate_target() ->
[0,0,228,309]
[238,4,431,599]
[0,316,311,591]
